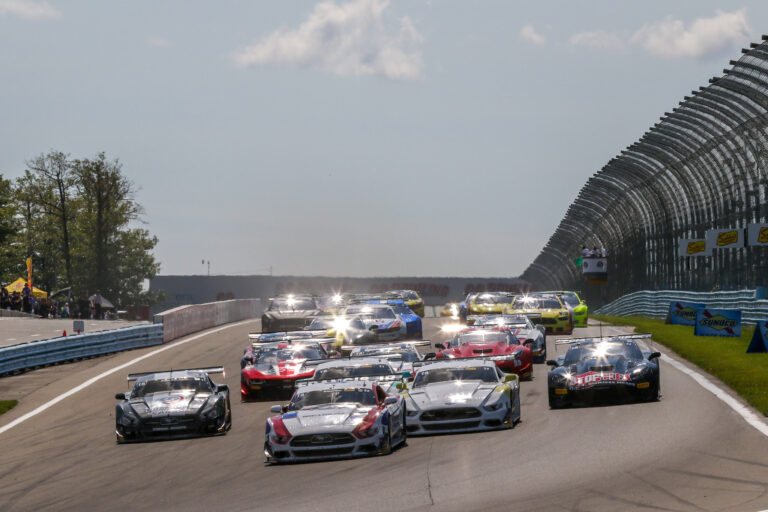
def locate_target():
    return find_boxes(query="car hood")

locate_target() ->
[408,381,495,409]
[283,404,373,431]
[566,355,640,375]
[245,360,314,378]
[133,391,210,416]
[447,342,518,357]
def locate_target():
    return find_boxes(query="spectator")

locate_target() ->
[601,247,607,257]
[591,246,599,258]
[581,246,590,258]
[11,291,21,311]
[92,290,103,319]
[1,287,9,309]
[62,302,70,318]
[22,283,31,313]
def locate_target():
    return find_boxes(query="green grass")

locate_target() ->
[593,315,768,416]
[0,400,18,416]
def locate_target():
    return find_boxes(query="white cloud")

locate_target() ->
[233,0,423,80]
[631,9,751,59]
[569,9,752,59]
[519,24,546,46]
[146,36,170,48]
[569,31,627,52]
[0,0,60,19]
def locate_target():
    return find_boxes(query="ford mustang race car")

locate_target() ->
[264,380,407,463]
[468,292,516,316]
[435,329,532,379]
[504,295,573,335]
[385,289,425,317]
[548,291,588,327]
[546,334,661,408]
[403,359,520,435]
[115,367,231,443]
[338,304,409,342]
[262,296,321,333]
[471,315,547,363]
[241,341,329,400]
[301,357,408,395]
[347,341,434,374]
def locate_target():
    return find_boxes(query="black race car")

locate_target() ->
[115,367,232,443]
[262,295,321,333]
[546,334,660,408]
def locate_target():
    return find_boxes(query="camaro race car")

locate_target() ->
[550,290,588,327]
[385,289,425,317]
[241,341,329,400]
[546,334,661,408]
[467,292,516,316]
[504,294,573,335]
[436,329,533,379]
[264,379,407,463]
[261,295,321,333]
[471,315,547,363]
[114,367,231,443]
[403,359,520,435]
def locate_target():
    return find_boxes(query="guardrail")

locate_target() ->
[595,289,768,323]
[0,324,163,375]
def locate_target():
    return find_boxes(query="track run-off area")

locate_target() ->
[1,318,768,511]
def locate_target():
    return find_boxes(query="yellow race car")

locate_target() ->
[550,291,588,327]
[439,302,461,318]
[504,295,573,334]
[468,292,516,316]
[386,289,425,317]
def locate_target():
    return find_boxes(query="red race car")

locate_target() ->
[434,329,532,380]
[241,341,329,400]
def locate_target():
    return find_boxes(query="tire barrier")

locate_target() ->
[153,299,262,342]
[0,324,163,375]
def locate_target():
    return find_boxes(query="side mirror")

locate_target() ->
[423,352,436,360]
[384,397,398,405]
[546,360,559,367]
[434,343,445,350]
[503,374,518,383]
[115,393,125,400]
[269,405,283,414]
[649,352,661,360]
[217,384,229,392]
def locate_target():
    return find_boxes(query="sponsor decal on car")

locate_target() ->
[570,371,632,389]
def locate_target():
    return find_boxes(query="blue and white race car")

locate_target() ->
[365,299,423,339]
[338,304,409,342]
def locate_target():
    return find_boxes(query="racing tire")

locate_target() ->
[379,425,393,456]
[548,390,567,409]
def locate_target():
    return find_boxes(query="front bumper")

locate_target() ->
[406,405,511,435]
[262,317,311,333]
[264,430,387,463]
[241,376,303,399]
[116,414,228,442]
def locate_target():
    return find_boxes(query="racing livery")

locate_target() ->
[347,342,434,374]
[115,367,231,443]
[366,299,423,339]
[302,358,408,395]
[264,380,406,463]
[338,304,409,342]
[471,315,547,363]
[403,359,520,435]
[385,289,425,317]
[436,329,533,379]
[241,341,329,400]
[261,296,321,333]
[547,334,661,408]
[504,295,573,335]
[468,292,516,316]
[550,291,588,327]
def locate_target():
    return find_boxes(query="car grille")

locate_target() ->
[590,365,614,371]
[144,417,196,428]
[290,433,355,447]
[422,421,481,431]
[473,349,493,354]
[293,447,355,457]
[539,318,557,325]
[420,408,481,421]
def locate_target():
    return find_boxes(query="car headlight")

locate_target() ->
[631,366,649,377]
[406,410,418,417]
[483,400,504,411]
[119,411,138,426]
[559,312,569,318]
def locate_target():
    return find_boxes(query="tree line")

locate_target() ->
[0,150,161,309]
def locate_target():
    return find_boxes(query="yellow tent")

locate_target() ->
[4,278,48,298]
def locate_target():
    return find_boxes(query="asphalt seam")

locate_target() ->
[0,319,257,437]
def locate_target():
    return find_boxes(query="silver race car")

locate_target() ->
[264,380,407,463]
[346,341,434,374]
[470,314,547,362]
[404,359,520,435]
[301,357,409,395]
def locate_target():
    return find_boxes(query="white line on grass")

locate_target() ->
[601,324,768,438]
[0,319,256,436]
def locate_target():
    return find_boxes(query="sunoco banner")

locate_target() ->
[746,321,768,353]
[678,238,710,257]
[747,223,768,247]
[705,228,744,250]
[668,301,705,326]
[694,308,742,337]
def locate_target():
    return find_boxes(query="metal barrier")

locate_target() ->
[154,299,261,342]
[595,289,768,323]
[0,324,163,375]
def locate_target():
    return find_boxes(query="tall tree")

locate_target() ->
[0,174,20,283]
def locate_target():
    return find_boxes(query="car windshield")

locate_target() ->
[475,295,513,304]
[132,377,212,396]
[269,298,316,311]
[352,349,420,362]
[455,332,511,345]
[512,297,561,309]
[389,305,413,315]
[288,388,378,410]
[389,291,419,300]
[306,318,334,329]
[412,366,497,387]
[344,307,396,320]
[477,318,528,329]
[559,295,580,306]
[255,346,325,363]
[314,364,394,379]
[563,341,644,365]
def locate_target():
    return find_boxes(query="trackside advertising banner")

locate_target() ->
[705,228,744,250]
[747,223,768,247]
[678,238,711,257]
[694,308,742,337]
[668,301,705,326]
[747,321,768,353]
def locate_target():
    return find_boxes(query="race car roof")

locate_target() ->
[295,379,382,392]
[127,366,224,382]
[314,357,394,369]
[413,359,497,371]
[350,341,429,354]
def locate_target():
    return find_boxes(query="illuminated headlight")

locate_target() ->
[484,401,504,411]
[490,354,515,361]
[631,367,648,377]
[249,379,264,385]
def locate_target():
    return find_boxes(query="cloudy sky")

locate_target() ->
[1,1,765,277]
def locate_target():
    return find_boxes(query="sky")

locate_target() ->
[1,1,766,278]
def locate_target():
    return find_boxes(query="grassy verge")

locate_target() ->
[0,400,18,416]
[594,315,768,417]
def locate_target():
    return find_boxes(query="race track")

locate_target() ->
[1,318,767,511]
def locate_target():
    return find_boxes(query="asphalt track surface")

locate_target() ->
[1,319,768,511]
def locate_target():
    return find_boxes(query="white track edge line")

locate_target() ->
[0,319,255,436]
[601,324,768,438]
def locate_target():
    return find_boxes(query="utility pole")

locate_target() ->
[202,259,210,276]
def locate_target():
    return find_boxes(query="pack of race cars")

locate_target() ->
[113,289,662,465]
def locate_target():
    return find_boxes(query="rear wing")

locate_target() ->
[411,356,508,370]
[340,340,432,353]
[127,366,225,381]
[296,373,406,387]
[554,333,651,346]
[249,330,328,342]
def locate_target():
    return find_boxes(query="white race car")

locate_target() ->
[404,359,520,435]
[300,357,408,395]
[347,341,433,374]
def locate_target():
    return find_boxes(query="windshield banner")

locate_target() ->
[694,308,741,337]
[668,301,705,326]
[747,321,768,353]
